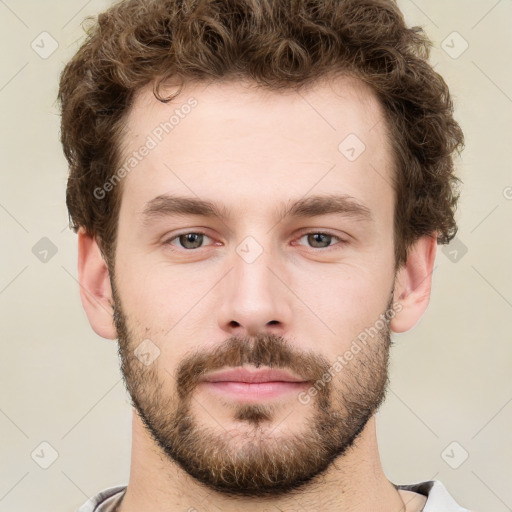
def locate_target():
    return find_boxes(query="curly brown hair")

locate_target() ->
[58,0,464,272]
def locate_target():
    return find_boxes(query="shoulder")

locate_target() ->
[396,480,473,511]
[76,485,127,512]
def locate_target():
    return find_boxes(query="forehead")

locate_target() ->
[125,75,388,150]
[118,76,394,222]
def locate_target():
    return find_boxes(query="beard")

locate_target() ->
[112,279,393,498]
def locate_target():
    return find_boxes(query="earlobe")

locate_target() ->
[77,228,117,340]
[390,234,438,333]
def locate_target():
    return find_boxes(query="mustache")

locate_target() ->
[174,333,333,399]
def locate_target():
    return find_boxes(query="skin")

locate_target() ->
[78,76,435,511]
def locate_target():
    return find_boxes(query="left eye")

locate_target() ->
[297,232,343,249]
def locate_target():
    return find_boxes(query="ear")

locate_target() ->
[390,234,437,333]
[77,228,117,340]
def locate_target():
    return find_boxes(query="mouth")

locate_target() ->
[199,367,310,401]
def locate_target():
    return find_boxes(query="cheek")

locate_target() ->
[114,260,216,363]
[299,265,393,356]
[113,262,169,342]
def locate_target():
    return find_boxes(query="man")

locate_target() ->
[59,0,471,510]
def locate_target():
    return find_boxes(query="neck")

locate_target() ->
[118,412,407,512]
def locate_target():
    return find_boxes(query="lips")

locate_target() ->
[199,367,310,402]
[201,367,307,384]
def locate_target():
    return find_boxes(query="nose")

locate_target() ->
[216,243,292,338]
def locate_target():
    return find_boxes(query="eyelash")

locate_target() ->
[163,231,348,251]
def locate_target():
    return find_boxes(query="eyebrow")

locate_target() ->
[141,193,373,225]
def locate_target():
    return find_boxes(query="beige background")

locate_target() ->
[0,1,511,511]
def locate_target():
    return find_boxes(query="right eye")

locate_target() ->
[164,232,215,250]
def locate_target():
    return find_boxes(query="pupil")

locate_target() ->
[182,233,202,248]
[310,233,329,247]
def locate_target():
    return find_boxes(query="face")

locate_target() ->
[111,76,398,497]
